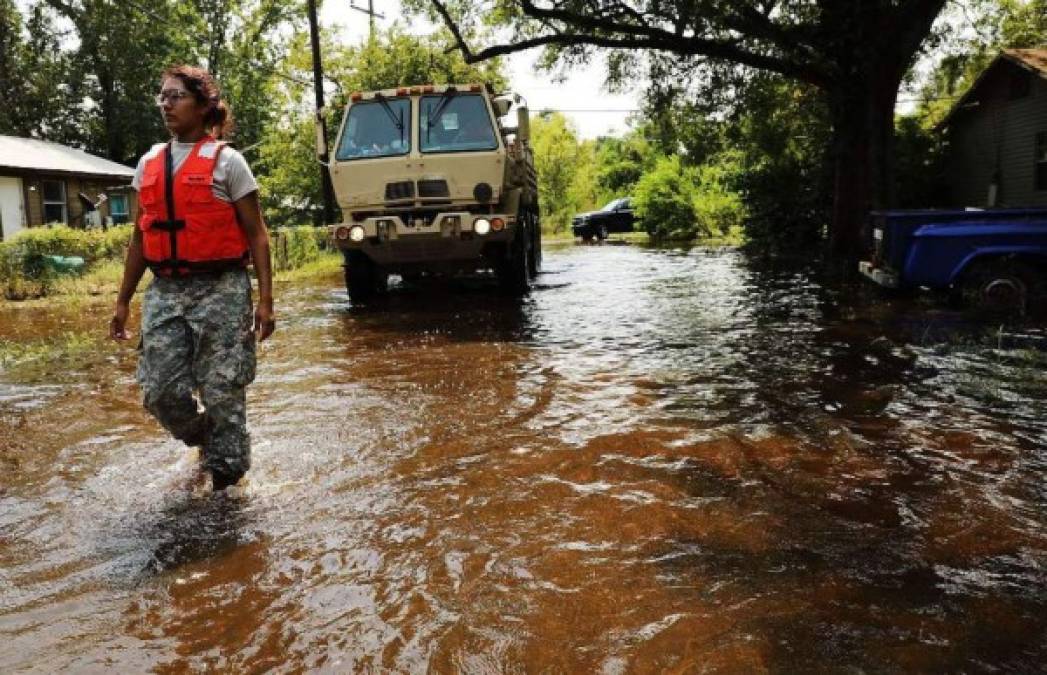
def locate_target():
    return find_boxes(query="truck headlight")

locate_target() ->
[474,218,491,235]
[349,225,366,242]
[873,228,883,242]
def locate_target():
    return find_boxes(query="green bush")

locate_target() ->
[693,153,748,237]
[0,223,331,300]
[0,225,133,299]
[633,156,704,240]
[271,225,327,271]
[5,224,132,264]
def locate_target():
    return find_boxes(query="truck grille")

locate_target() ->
[385,181,415,201]
[417,179,450,198]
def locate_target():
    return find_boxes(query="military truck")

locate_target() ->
[322,83,540,302]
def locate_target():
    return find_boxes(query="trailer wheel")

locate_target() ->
[960,258,1040,314]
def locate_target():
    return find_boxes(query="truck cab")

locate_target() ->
[858,208,1047,312]
[325,83,540,301]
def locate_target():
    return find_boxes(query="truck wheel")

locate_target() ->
[960,258,1039,314]
[497,225,531,295]
[345,250,378,303]
[597,224,609,240]
[528,210,542,276]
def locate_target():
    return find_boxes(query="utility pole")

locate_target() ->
[306,0,336,226]
[349,0,385,42]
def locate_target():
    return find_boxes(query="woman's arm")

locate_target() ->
[233,190,275,341]
[110,224,147,340]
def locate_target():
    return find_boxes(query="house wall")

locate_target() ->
[945,64,1047,208]
[20,174,137,228]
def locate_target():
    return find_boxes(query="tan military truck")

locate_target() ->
[323,83,540,302]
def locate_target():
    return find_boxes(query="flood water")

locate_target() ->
[1,244,1046,672]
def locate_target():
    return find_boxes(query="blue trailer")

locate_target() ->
[858,208,1047,311]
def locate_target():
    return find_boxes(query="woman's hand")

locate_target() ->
[110,301,131,340]
[254,298,275,342]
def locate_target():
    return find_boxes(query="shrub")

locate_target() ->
[0,225,133,299]
[694,153,748,237]
[270,225,327,271]
[633,156,704,240]
[4,224,132,264]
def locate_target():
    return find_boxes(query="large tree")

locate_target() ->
[0,1,78,140]
[426,0,950,258]
[42,0,197,164]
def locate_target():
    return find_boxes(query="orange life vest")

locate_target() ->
[137,136,249,276]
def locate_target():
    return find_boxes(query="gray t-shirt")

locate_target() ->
[132,140,258,203]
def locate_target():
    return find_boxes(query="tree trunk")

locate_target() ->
[826,70,902,260]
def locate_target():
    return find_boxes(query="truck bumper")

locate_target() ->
[330,212,516,265]
[858,260,900,288]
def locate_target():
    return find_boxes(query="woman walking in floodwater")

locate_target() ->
[109,64,274,491]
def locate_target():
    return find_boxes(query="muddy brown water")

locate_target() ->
[1,245,1045,672]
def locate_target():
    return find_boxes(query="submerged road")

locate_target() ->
[1,244,1046,672]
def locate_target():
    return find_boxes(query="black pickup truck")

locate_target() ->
[572,198,636,241]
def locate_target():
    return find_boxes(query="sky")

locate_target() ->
[319,0,642,139]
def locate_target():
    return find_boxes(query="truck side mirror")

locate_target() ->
[492,98,512,117]
[516,107,530,142]
[315,109,329,160]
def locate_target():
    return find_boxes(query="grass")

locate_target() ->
[0,331,103,371]
[0,252,345,311]
[274,251,343,282]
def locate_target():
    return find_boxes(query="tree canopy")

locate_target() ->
[425,0,953,258]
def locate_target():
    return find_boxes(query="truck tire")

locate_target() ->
[597,224,609,240]
[497,224,531,295]
[344,250,384,303]
[960,258,1040,314]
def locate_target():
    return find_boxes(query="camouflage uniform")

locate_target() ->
[137,268,256,478]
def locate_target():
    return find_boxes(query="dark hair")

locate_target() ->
[161,64,234,139]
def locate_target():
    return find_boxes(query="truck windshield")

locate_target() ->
[336,97,410,160]
[419,94,498,153]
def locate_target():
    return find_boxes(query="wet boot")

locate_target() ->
[210,468,244,492]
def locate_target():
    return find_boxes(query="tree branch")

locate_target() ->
[429,0,832,88]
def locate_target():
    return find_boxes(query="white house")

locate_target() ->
[0,135,137,241]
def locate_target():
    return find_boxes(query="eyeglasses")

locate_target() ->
[155,89,192,105]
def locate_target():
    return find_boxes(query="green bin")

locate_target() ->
[24,254,86,276]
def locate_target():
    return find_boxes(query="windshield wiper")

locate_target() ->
[373,93,405,145]
[425,86,458,143]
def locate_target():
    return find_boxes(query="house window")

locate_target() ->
[108,194,129,224]
[1036,132,1047,192]
[42,180,67,223]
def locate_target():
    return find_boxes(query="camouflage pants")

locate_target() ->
[137,269,256,477]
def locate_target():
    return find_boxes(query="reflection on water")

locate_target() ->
[1,246,1045,671]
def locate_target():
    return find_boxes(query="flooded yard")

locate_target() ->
[1,244,1045,672]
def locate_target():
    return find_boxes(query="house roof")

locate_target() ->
[938,48,1047,128]
[0,135,135,180]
